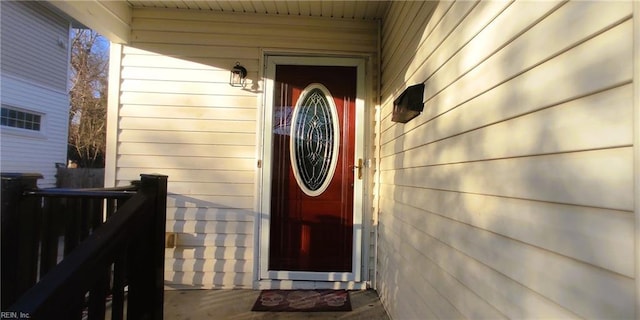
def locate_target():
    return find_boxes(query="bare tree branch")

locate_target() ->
[68,29,108,168]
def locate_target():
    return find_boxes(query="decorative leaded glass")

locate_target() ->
[290,84,340,196]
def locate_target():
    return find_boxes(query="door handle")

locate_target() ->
[354,158,363,180]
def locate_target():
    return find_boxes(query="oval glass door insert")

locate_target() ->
[289,83,340,197]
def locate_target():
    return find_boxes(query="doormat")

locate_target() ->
[251,289,351,312]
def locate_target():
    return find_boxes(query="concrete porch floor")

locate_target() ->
[163,289,390,319]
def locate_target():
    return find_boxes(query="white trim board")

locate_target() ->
[633,2,640,317]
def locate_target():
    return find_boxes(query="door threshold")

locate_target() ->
[255,280,368,290]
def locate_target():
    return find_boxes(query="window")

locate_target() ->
[1,106,42,131]
[289,83,340,197]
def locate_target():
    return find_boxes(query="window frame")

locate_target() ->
[0,104,46,139]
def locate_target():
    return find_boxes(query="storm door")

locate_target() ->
[260,56,364,282]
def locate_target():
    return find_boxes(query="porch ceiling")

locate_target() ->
[47,1,388,44]
[126,1,389,20]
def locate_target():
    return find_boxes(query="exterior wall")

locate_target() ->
[110,8,378,288]
[0,1,70,187]
[376,1,635,319]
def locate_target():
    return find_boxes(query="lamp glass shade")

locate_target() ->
[230,64,247,87]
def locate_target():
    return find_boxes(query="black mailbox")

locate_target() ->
[391,83,425,123]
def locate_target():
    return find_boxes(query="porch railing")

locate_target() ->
[1,173,168,319]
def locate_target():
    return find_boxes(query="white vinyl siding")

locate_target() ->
[0,1,70,188]
[0,1,69,91]
[377,1,634,319]
[113,8,378,288]
[0,76,69,188]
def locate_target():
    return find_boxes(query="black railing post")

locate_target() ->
[1,173,43,309]
[127,174,167,320]
[148,174,168,320]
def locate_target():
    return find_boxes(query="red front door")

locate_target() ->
[269,65,357,272]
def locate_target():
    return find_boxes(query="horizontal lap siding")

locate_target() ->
[0,1,69,188]
[377,1,634,319]
[0,77,69,188]
[120,8,377,288]
[0,2,69,90]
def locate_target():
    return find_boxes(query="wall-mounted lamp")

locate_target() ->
[230,62,247,87]
[391,83,425,123]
